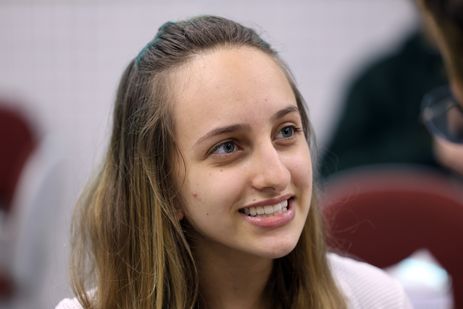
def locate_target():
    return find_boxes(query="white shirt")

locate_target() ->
[329,253,412,308]
[56,253,412,309]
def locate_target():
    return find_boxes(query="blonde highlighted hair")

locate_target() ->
[71,15,346,309]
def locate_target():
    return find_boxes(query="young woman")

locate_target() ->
[57,16,411,309]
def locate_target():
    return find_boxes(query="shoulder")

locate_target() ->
[328,253,412,309]
[55,297,83,309]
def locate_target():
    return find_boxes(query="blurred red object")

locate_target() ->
[0,102,37,299]
[321,166,463,308]
[0,104,37,213]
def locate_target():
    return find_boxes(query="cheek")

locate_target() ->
[181,166,243,215]
[288,146,313,188]
[294,164,312,193]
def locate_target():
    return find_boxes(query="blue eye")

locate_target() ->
[277,125,297,139]
[212,141,237,155]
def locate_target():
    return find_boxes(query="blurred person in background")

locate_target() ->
[320,4,448,179]
[418,0,463,175]
[322,1,463,306]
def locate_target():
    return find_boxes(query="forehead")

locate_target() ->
[168,46,296,133]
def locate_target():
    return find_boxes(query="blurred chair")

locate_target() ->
[0,103,37,300]
[0,104,37,213]
[320,166,463,308]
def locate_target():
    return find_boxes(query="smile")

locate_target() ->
[239,199,289,217]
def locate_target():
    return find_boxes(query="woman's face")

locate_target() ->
[171,47,312,260]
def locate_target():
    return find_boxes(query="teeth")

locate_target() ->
[264,206,273,214]
[242,200,289,217]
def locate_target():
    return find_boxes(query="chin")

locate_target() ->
[257,238,300,259]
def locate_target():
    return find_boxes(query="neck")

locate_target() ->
[194,239,273,309]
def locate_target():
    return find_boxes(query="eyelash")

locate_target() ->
[208,124,302,157]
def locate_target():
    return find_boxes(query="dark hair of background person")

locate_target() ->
[70,16,346,309]
[420,0,463,83]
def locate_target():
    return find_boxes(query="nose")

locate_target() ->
[250,142,291,193]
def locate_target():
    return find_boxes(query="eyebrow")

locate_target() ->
[271,105,299,121]
[194,124,250,146]
[194,104,299,146]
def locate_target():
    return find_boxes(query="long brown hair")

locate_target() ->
[71,15,346,308]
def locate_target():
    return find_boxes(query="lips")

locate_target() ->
[239,196,293,217]
[239,196,295,228]
[240,200,288,216]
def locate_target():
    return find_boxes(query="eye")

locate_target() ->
[276,125,300,139]
[211,140,238,155]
